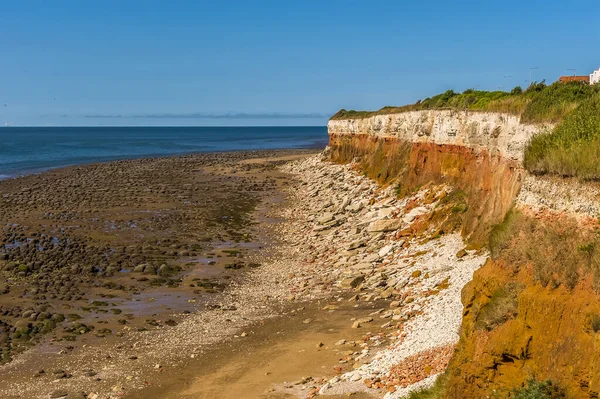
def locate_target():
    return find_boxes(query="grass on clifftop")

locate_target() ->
[331,81,600,125]
[524,92,600,180]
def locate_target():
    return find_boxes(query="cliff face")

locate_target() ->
[328,110,542,161]
[327,110,543,244]
[328,110,600,398]
[448,252,600,399]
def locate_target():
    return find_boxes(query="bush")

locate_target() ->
[511,379,567,399]
[521,81,596,123]
[489,208,600,290]
[475,282,522,331]
[524,93,600,180]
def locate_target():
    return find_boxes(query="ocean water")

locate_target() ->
[0,126,327,179]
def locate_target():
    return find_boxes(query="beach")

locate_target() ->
[0,149,484,399]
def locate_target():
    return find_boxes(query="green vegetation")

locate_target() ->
[408,373,448,399]
[524,93,600,180]
[510,379,567,399]
[475,282,522,331]
[489,208,600,290]
[331,81,600,125]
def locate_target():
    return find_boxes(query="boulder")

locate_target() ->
[403,206,429,223]
[347,238,367,251]
[346,202,363,213]
[367,219,404,233]
[317,212,335,224]
[378,245,393,257]
[341,275,365,289]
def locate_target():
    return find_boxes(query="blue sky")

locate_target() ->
[1,0,599,126]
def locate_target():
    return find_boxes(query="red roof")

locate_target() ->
[559,76,590,83]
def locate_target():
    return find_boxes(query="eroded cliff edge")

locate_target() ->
[327,110,600,398]
[328,110,543,245]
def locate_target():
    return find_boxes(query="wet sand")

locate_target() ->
[130,301,379,399]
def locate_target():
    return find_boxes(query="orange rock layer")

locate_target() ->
[328,133,523,245]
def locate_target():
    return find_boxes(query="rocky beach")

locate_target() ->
[0,144,490,399]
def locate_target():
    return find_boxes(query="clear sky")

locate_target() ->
[2,0,599,126]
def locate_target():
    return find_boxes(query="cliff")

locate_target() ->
[327,109,600,398]
[327,110,545,245]
[328,110,543,161]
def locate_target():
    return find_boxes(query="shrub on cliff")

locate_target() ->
[511,379,567,399]
[520,80,597,123]
[490,208,600,290]
[474,282,523,331]
[524,93,600,180]
[408,373,448,399]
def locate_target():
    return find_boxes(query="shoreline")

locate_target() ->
[0,145,327,181]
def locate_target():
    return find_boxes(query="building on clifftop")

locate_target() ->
[558,75,590,84]
[591,67,600,85]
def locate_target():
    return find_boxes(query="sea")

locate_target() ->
[0,126,327,179]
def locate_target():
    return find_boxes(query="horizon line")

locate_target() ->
[2,124,329,128]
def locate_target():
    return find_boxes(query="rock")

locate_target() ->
[378,245,393,257]
[403,206,428,223]
[14,320,31,333]
[144,265,156,275]
[319,383,331,394]
[367,219,404,233]
[389,301,401,308]
[363,253,380,263]
[50,390,68,398]
[351,317,373,329]
[379,287,394,299]
[378,208,393,218]
[411,270,422,278]
[133,264,145,273]
[341,275,365,289]
[347,238,367,251]
[317,212,335,224]
[456,248,467,258]
[337,196,351,212]
[346,202,363,212]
